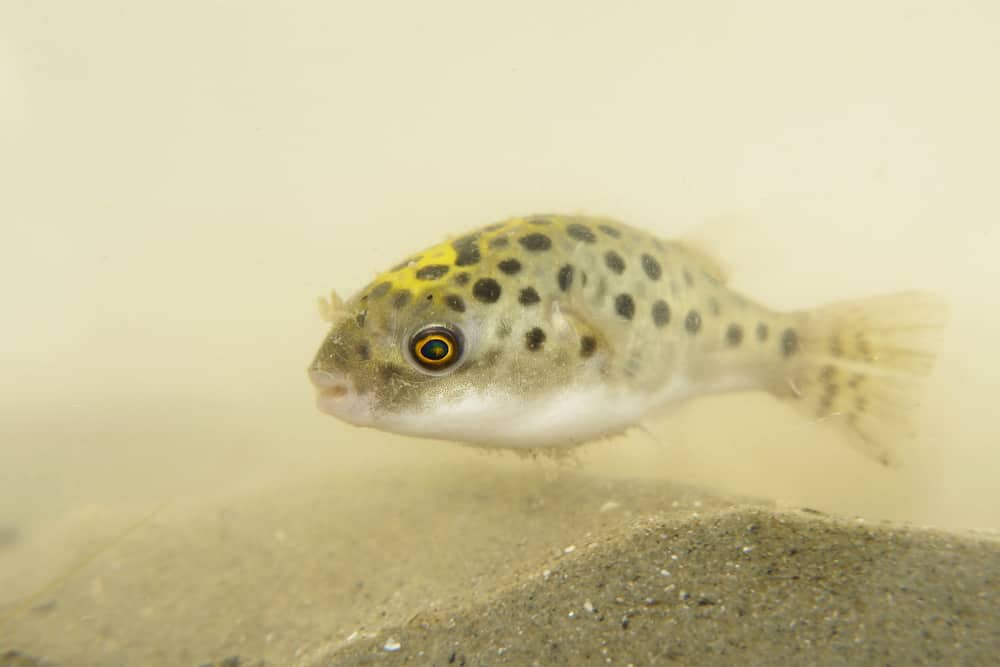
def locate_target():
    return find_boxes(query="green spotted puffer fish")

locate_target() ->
[308,214,946,466]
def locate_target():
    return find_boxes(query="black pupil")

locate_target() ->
[421,338,449,361]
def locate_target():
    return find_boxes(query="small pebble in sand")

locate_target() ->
[542,569,552,580]
[564,545,576,554]
[599,500,621,513]
[568,611,577,618]
[584,600,596,613]
[383,638,401,652]
[659,569,671,577]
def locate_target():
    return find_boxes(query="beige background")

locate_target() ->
[0,1,998,660]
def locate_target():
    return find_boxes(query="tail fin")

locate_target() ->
[779,291,948,467]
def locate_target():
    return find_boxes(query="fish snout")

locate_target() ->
[309,368,373,425]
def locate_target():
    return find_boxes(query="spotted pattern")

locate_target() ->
[415,264,450,280]
[567,223,597,243]
[488,236,510,250]
[472,278,502,303]
[369,281,391,299]
[519,233,552,252]
[557,264,574,292]
[604,251,626,275]
[614,293,635,320]
[393,291,412,309]
[580,335,597,358]
[782,328,799,357]
[356,343,370,360]
[444,294,466,313]
[498,258,522,275]
[641,254,662,281]
[652,299,670,327]
[685,310,702,333]
[525,327,546,351]
[518,287,540,306]
[453,234,481,266]
[452,272,470,286]
[726,323,744,346]
[598,224,621,238]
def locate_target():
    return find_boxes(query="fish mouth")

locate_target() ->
[308,369,374,426]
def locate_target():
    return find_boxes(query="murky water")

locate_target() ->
[1,2,998,665]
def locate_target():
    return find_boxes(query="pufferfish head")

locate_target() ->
[307,217,623,448]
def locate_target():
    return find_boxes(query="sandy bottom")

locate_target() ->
[1,460,998,667]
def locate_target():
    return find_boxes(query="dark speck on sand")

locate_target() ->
[325,506,1000,666]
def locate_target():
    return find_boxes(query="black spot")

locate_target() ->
[415,264,450,280]
[614,293,635,320]
[453,272,470,286]
[356,343,370,360]
[641,254,662,281]
[453,234,481,266]
[557,264,574,292]
[392,290,412,309]
[685,310,702,333]
[497,258,522,275]
[355,310,367,328]
[567,223,597,243]
[519,233,552,252]
[581,271,588,287]
[604,251,626,274]
[580,335,597,358]
[782,328,799,357]
[518,287,540,306]
[488,236,510,249]
[369,281,392,300]
[472,278,502,303]
[756,322,769,341]
[652,300,670,327]
[525,327,546,351]
[426,294,433,301]
[444,294,466,313]
[598,224,622,238]
[390,255,421,271]
[683,269,694,286]
[726,323,744,346]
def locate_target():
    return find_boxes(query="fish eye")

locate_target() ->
[408,325,464,373]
